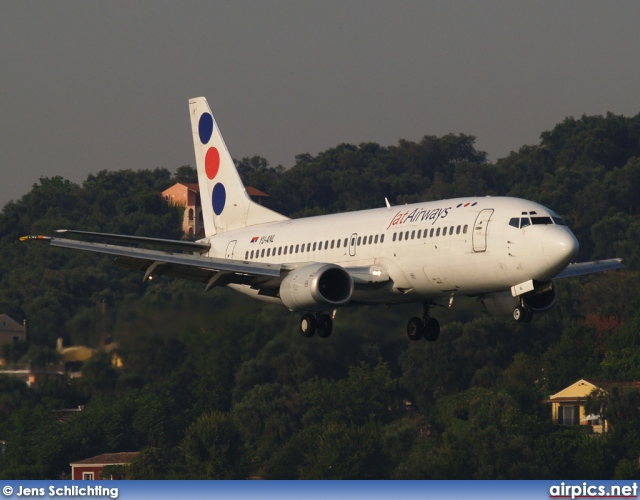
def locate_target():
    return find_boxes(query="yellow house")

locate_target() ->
[548,379,640,434]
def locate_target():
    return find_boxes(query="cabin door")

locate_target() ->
[225,240,237,259]
[349,233,358,257]
[472,209,494,252]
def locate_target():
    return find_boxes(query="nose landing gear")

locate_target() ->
[513,304,533,323]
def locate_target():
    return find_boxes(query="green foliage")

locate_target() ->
[179,411,249,479]
[1,111,639,479]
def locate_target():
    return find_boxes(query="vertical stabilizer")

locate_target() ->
[189,97,288,236]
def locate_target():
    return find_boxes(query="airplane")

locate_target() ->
[22,97,624,341]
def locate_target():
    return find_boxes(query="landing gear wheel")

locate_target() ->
[524,307,533,323]
[316,314,333,338]
[513,306,525,322]
[424,317,440,342]
[407,317,424,341]
[300,313,316,337]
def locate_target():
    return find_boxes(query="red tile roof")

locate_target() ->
[70,452,139,466]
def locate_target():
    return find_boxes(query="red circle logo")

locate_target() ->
[205,147,220,180]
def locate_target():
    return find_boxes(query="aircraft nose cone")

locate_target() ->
[543,226,579,272]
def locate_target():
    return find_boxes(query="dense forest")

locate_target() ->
[1,112,639,479]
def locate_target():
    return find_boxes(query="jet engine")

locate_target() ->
[279,263,354,312]
[482,280,557,318]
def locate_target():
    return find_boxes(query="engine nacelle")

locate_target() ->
[482,280,557,317]
[279,263,354,312]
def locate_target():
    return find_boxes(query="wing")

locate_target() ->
[21,234,391,295]
[22,234,282,292]
[554,258,624,279]
[54,229,211,253]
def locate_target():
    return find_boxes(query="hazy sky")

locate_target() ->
[1,1,639,210]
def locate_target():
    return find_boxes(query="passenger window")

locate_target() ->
[295,244,299,253]
[430,228,434,237]
[267,248,271,257]
[278,247,282,255]
[351,237,355,246]
[331,240,335,249]
[259,249,263,257]
[374,235,379,244]
[312,242,317,251]
[344,238,348,247]
[245,251,248,259]
[450,226,454,235]
[368,235,373,244]
[398,232,403,241]
[509,218,519,228]
[463,225,468,234]
[521,218,531,228]
[337,239,341,248]
[456,225,461,234]
[324,241,328,250]
[250,250,254,258]
[393,233,397,241]
[357,237,362,245]
[290,245,294,253]
[380,234,385,243]
[417,230,421,239]
[405,231,409,240]
[436,228,440,237]
[362,236,367,246]
[283,246,288,255]
[411,230,415,239]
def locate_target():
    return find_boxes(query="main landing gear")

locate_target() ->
[300,312,333,338]
[407,301,440,342]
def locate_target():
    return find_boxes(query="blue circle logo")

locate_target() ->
[198,113,214,144]
[212,183,226,215]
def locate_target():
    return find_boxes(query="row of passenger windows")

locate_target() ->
[245,234,387,260]
[244,224,470,260]
[392,224,468,241]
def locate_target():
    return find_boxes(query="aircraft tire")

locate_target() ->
[513,306,525,322]
[423,317,440,341]
[524,307,533,323]
[316,314,333,338]
[300,313,316,337]
[407,317,424,341]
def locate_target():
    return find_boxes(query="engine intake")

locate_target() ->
[279,263,354,312]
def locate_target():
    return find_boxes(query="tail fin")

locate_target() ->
[189,97,288,236]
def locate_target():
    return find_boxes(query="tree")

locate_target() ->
[179,411,249,479]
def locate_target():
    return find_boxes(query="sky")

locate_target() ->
[1,1,639,210]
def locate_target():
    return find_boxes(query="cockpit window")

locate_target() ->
[552,217,566,226]
[531,216,553,225]
[510,214,565,228]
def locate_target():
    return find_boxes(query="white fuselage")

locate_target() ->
[199,196,579,307]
